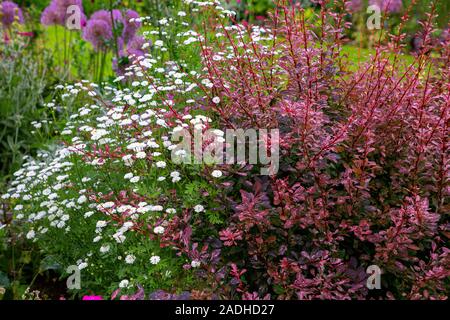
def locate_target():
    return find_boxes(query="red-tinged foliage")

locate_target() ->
[191,0,450,299]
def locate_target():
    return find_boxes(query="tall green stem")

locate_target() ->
[99,49,107,86]
[54,26,60,67]
[67,31,73,80]
[109,0,121,63]
[64,28,67,69]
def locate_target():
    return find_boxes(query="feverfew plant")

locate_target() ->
[3,2,235,298]
[3,83,224,297]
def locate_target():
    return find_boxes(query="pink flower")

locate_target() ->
[82,295,103,300]
[17,31,34,37]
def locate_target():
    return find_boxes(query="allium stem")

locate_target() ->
[109,0,120,64]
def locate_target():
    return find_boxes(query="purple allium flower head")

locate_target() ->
[41,0,85,27]
[1,1,24,27]
[56,0,84,22]
[91,9,123,30]
[55,0,83,9]
[122,10,141,44]
[83,9,126,51]
[40,2,63,26]
[116,36,125,54]
[347,0,363,13]
[127,35,150,57]
[82,18,113,51]
[369,0,403,13]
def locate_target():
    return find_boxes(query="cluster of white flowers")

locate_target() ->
[1,1,239,292]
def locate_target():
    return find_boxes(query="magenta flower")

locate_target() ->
[0,1,24,28]
[82,19,113,51]
[82,295,103,300]
[369,0,403,13]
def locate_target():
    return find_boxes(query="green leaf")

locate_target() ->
[40,255,62,272]
[0,271,10,288]
[206,211,223,224]
[20,251,32,265]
